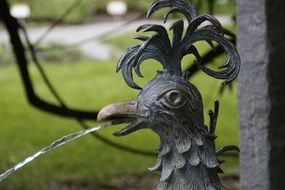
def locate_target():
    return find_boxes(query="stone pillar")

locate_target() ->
[237,0,285,189]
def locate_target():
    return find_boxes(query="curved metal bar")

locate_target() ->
[0,0,238,159]
[216,146,240,156]
[34,0,84,47]
[0,0,157,157]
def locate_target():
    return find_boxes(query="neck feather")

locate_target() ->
[150,129,225,190]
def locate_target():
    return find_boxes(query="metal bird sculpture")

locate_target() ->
[98,0,240,189]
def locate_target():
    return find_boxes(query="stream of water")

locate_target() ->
[0,122,114,182]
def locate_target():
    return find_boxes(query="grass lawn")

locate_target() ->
[0,60,239,189]
[0,24,239,189]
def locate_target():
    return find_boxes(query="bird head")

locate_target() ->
[97,71,205,141]
[97,0,240,142]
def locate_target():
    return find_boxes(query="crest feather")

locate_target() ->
[117,0,240,89]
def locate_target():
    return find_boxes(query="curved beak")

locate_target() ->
[97,100,148,136]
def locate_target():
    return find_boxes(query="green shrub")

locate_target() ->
[37,43,89,63]
[9,0,104,23]
[8,0,235,24]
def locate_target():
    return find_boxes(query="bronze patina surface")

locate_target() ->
[98,0,240,189]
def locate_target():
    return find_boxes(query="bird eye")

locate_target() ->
[163,90,185,108]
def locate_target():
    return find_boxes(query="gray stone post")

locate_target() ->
[237,0,285,189]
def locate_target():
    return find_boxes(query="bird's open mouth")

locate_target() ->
[97,101,148,136]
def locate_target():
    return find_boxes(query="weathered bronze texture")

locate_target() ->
[98,0,240,189]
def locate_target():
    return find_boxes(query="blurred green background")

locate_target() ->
[8,0,236,23]
[0,0,239,189]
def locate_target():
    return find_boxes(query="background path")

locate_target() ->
[0,16,232,60]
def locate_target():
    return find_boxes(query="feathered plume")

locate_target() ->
[117,0,240,89]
